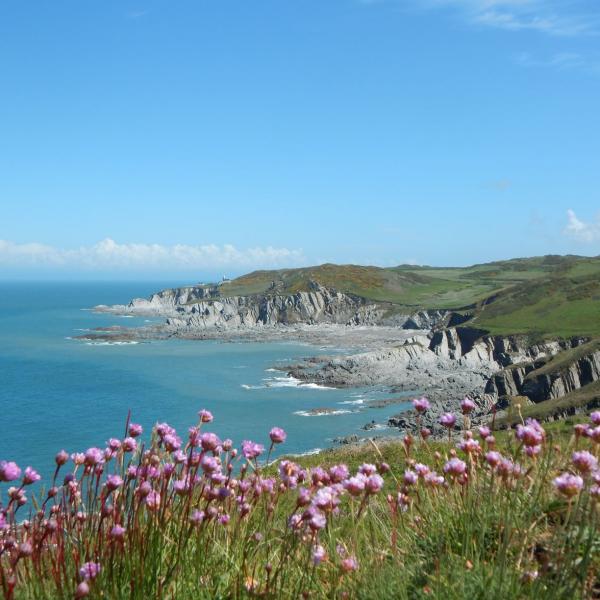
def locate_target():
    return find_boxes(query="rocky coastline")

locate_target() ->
[84,282,600,442]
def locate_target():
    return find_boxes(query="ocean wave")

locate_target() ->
[264,368,279,372]
[241,375,335,391]
[85,341,140,346]
[338,399,365,405]
[286,448,323,457]
[293,409,353,417]
[119,315,134,318]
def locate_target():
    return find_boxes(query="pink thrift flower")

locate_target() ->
[590,411,600,425]
[269,427,287,444]
[55,450,69,466]
[328,464,349,483]
[110,525,126,541]
[106,474,123,491]
[358,463,377,476]
[79,562,101,581]
[308,510,327,531]
[553,472,583,497]
[75,582,90,598]
[312,544,327,566]
[23,467,41,485]
[0,461,22,482]
[572,450,598,474]
[458,438,480,454]
[461,397,476,415]
[122,437,137,453]
[420,427,431,440]
[443,457,467,477]
[198,409,214,423]
[485,451,502,467]
[365,474,384,494]
[403,470,418,486]
[412,397,430,413]
[201,433,221,452]
[478,426,491,439]
[128,423,143,437]
[84,447,104,467]
[440,413,457,429]
[145,490,161,511]
[344,475,366,496]
[242,440,264,460]
[340,556,359,572]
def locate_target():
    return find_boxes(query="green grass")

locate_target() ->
[196,255,600,338]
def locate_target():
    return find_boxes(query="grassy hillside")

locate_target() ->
[213,255,600,338]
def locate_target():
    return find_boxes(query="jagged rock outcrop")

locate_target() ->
[520,350,600,402]
[96,282,449,332]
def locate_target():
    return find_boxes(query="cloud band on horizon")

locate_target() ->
[0,238,305,272]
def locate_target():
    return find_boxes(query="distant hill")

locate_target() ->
[215,255,600,338]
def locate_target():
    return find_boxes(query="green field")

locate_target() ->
[208,255,600,338]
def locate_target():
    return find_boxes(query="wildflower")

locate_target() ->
[340,556,359,572]
[122,437,137,453]
[443,458,467,477]
[329,464,349,483]
[414,463,430,477]
[23,467,41,485]
[110,525,126,541]
[525,445,542,458]
[485,451,502,467]
[378,462,390,474]
[461,397,476,415]
[590,411,600,425]
[145,490,161,511]
[198,409,214,423]
[163,434,181,452]
[420,427,431,440]
[553,472,584,497]
[311,467,331,485]
[106,475,123,491]
[412,397,430,413]
[75,582,90,598]
[358,463,377,476]
[0,461,22,482]
[365,474,384,494]
[296,487,311,507]
[590,485,600,498]
[269,427,287,444]
[173,479,191,496]
[308,510,327,531]
[222,438,233,451]
[571,451,598,474]
[79,562,101,581]
[128,423,143,437]
[219,514,230,526]
[190,510,205,525]
[424,471,444,487]
[155,422,176,439]
[200,432,220,452]
[516,419,545,447]
[200,455,220,473]
[84,448,104,467]
[458,438,480,454]
[440,413,456,429]
[18,542,33,558]
[589,426,600,443]
[403,470,418,486]
[312,544,327,565]
[313,487,339,511]
[55,450,69,466]
[107,438,121,452]
[344,475,366,496]
[478,426,491,439]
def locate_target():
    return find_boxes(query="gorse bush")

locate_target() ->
[1,403,599,599]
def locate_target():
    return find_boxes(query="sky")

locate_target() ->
[1,0,599,279]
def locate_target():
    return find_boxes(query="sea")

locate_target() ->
[0,281,411,483]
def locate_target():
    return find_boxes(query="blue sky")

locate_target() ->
[1,0,599,279]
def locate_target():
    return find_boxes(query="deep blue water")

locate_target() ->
[0,282,409,482]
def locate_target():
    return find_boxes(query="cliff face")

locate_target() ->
[101,282,449,331]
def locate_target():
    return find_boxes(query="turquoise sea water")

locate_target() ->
[0,282,410,482]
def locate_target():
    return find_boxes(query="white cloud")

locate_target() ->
[0,238,305,272]
[403,0,599,36]
[563,209,600,243]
